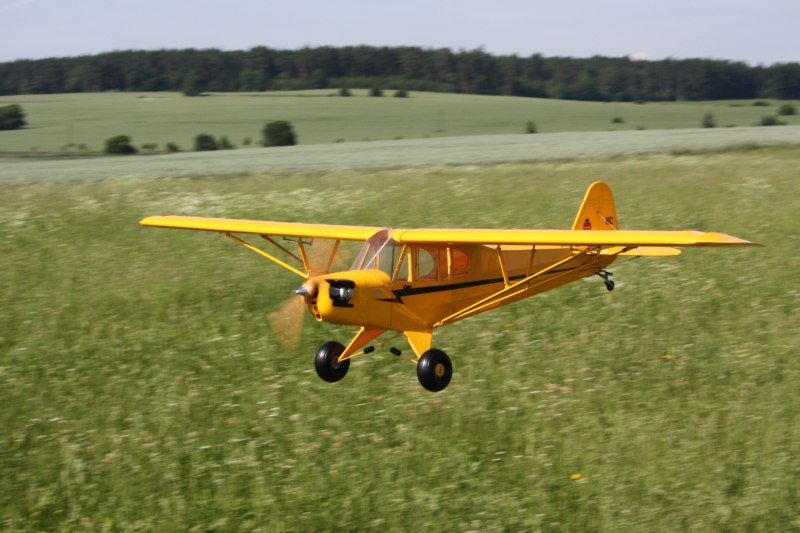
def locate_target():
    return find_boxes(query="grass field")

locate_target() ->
[0,90,798,154]
[1,146,799,531]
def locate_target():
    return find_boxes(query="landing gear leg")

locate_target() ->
[597,270,614,291]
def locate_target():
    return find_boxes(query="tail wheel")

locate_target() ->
[417,349,453,392]
[314,341,349,383]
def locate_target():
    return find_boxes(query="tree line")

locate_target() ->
[1,46,799,101]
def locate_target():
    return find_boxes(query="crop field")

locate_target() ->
[1,146,799,532]
[0,90,798,154]
[3,126,800,183]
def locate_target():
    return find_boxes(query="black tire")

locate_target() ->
[417,349,453,392]
[314,341,349,383]
[605,280,615,291]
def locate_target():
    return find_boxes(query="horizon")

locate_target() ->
[1,45,794,68]
[1,0,798,65]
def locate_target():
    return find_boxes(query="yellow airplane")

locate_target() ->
[141,182,758,392]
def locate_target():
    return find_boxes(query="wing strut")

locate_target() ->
[224,233,307,278]
[435,246,608,327]
[324,240,341,274]
[262,236,305,266]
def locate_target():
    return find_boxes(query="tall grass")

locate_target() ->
[1,150,798,531]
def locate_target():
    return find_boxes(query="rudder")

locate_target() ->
[572,182,618,231]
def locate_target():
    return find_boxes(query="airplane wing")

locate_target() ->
[140,216,382,241]
[392,229,759,248]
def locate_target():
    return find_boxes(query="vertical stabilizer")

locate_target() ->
[572,182,618,231]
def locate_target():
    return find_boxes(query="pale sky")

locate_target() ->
[1,0,798,64]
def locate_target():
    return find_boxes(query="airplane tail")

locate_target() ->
[572,181,618,231]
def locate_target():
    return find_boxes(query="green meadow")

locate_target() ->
[1,146,799,531]
[0,90,798,154]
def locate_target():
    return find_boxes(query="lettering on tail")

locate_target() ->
[583,218,592,230]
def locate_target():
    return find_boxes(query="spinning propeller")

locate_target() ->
[267,239,350,352]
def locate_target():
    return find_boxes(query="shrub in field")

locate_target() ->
[194,134,218,151]
[0,104,26,130]
[370,88,383,97]
[218,135,235,150]
[525,121,538,134]
[261,121,297,147]
[183,71,202,96]
[777,103,797,116]
[760,115,786,126]
[104,135,137,154]
[141,143,158,151]
[752,100,770,106]
[611,117,624,123]
[701,112,716,128]
[339,88,351,97]
[242,137,252,146]
[394,89,408,98]
[166,142,179,152]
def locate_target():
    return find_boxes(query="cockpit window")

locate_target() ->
[352,231,470,282]
[351,229,407,280]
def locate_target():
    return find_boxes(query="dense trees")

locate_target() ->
[1,47,799,101]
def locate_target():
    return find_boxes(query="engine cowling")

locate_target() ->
[308,270,393,330]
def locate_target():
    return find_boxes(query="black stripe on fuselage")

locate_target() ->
[391,266,580,299]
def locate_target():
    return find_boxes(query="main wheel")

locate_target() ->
[314,341,349,383]
[417,349,453,392]
[605,280,615,291]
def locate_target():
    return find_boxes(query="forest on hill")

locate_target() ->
[2,46,799,101]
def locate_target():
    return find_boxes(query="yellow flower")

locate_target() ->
[505,323,515,328]
[662,355,677,360]
[570,473,582,480]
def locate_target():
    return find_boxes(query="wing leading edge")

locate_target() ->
[141,217,759,248]
[391,228,759,248]
[140,216,383,241]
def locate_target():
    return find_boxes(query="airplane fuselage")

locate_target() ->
[307,244,617,332]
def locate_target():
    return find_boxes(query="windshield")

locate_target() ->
[351,229,407,279]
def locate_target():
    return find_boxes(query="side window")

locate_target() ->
[413,247,471,280]
[451,248,471,278]
[417,247,438,280]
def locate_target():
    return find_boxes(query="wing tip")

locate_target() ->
[140,216,164,227]
[695,232,762,246]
